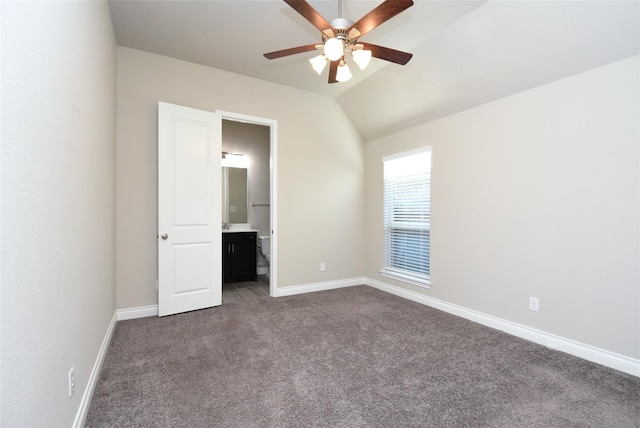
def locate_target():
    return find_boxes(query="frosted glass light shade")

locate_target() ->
[221,153,248,168]
[336,61,352,82]
[324,38,344,61]
[309,55,328,75]
[352,49,372,70]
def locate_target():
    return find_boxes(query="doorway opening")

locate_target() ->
[218,111,277,303]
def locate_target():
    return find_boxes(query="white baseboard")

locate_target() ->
[272,277,364,297]
[73,311,118,428]
[115,278,363,319]
[117,304,158,320]
[365,277,639,378]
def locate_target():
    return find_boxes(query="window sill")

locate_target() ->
[380,270,431,289]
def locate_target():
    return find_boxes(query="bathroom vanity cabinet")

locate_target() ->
[222,231,257,284]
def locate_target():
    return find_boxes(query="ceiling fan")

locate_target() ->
[264,0,414,84]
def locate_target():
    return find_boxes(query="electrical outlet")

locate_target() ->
[68,367,76,398]
[529,297,539,312]
[320,263,326,272]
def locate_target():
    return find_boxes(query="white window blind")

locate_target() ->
[382,147,431,286]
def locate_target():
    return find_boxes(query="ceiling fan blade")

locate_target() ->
[328,60,338,84]
[264,44,319,59]
[284,0,335,37]
[348,0,413,39]
[360,42,413,65]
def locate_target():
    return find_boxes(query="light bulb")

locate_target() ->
[336,61,352,82]
[221,153,248,168]
[324,37,344,61]
[309,55,328,75]
[352,49,372,70]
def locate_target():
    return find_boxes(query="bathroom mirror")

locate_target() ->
[221,166,248,223]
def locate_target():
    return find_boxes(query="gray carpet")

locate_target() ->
[85,286,640,427]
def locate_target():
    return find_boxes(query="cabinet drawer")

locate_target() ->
[223,232,256,244]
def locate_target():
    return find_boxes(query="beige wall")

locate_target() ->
[1,1,117,425]
[116,47,365,309]
[365,56,640,359]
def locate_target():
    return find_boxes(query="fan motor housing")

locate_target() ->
[329,17,354,30]
[325,17,355,45]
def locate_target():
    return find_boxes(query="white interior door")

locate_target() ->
[158,102,222,316]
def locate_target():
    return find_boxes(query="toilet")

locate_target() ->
[257,236,270,278]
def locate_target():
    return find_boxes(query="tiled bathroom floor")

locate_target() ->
[222,275,270,304]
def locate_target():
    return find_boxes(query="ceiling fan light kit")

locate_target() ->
[324,37,345,61]
[352,48,372,70]
[264,0,414,84]
[336,60,352,82]
[309,54,329,74]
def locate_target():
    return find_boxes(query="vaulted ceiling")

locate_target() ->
[109,0,640,141]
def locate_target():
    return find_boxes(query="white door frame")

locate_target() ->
[217,110,277,296]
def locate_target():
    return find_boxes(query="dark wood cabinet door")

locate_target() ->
[222,232,257,283]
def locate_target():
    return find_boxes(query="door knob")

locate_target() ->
[161,234,168,240]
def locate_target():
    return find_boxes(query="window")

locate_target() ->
[382,147,431,287]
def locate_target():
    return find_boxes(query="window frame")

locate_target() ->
[380,146,432,288]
